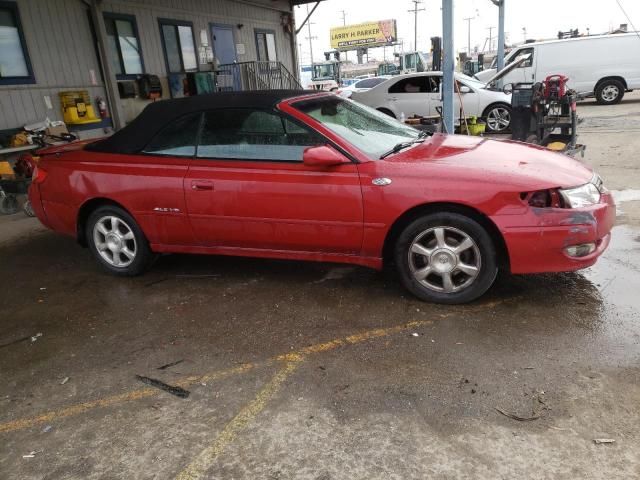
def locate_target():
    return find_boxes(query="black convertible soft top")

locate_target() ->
[87,90,316,155]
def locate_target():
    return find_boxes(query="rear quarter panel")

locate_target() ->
[38,151,193,245]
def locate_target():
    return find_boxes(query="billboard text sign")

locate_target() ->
[330,20,397,50]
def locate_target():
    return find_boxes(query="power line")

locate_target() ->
[614,0,640,41]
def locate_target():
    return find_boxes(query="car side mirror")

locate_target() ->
[459,85,471,94]
[303,145,350,167]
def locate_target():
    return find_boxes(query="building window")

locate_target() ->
[103,13,144,79]
[255,29,277,62]
[0,1,35,85]
[159,19,197,74]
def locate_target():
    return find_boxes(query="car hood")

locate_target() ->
[380,134,593,190]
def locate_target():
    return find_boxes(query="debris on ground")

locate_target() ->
[495,407,540,422]
[60,377,69,385]
[42,425,52,433]
[0,335,32,349]
[30,333,43,343]
[135,375,190,398]
[593,438,615,444]
[157,359,184,370]
[496,390,549,421]
[22,450,42,459]
[411,332,419,337]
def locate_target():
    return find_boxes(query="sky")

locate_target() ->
[293,0,640,65]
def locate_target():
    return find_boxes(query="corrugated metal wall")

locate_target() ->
[0,0,296,131]
[0,0,106,131]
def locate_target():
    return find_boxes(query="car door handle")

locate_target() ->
[191,180,213,191]
[388,97,398,101]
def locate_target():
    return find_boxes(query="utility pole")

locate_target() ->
[305,4,317,65]
[339,9,348,63]
[463,16,474,54]
[442,0,454,134]
[489,0,505,72]
[522,26,527,42]
[487,26,494,51]
[408,0,425,52]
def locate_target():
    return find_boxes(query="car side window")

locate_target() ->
[142,112,201,156]
[197,109,324,162]
[388,77,431,94]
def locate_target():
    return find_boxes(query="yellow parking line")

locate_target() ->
[0,318,439,435]
[175,357,303,480]
[0,363,254,434]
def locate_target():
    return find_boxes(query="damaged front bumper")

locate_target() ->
[495,192,616,274]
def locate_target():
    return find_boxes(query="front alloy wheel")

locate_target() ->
[485,105,511,133]
[408,226,481,293]
[395,212,498,304]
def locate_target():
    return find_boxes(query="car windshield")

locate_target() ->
[355,77,388,89]
[291,95,421,159]
[313,64,335,78]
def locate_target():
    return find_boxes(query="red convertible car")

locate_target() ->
[29,91,615,304]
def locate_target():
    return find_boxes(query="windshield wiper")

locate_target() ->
[379,138,425,159]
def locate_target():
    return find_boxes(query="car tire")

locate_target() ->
[394,212,498,304]
[483,103,512,133]
[595,79,624,105]
[86,205,155,276]
[377,108,396,118]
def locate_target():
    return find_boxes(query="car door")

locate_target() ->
[184,108,364,254]
[385,75,431,117]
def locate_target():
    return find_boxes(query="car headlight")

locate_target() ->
[560,182,601,208]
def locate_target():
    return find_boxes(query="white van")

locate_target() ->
[474,33,640,104]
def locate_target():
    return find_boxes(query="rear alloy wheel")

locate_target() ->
[87,206,154,276]
[484,104,511,133]
[394,213,498,304]
[595,79,624,105]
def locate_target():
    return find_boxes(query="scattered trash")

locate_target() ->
[60,377,70,385]
[22,450,42,458]
[524,367,535,370]
[39,287,47,291]
[157,359,184,370]
[431,339,435,343]
[30,333,43,343]
[456,342,464,345]
[42,425,52,433]
[411,332,419,337]
[471,389,476,394]
[495,407,540,422]
[135,375,190,399]
[297,397,303,401]
[593,438,615,444]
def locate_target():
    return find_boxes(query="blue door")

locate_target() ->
[211,24,238,91]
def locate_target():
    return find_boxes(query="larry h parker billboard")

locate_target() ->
[330,20,397,50]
